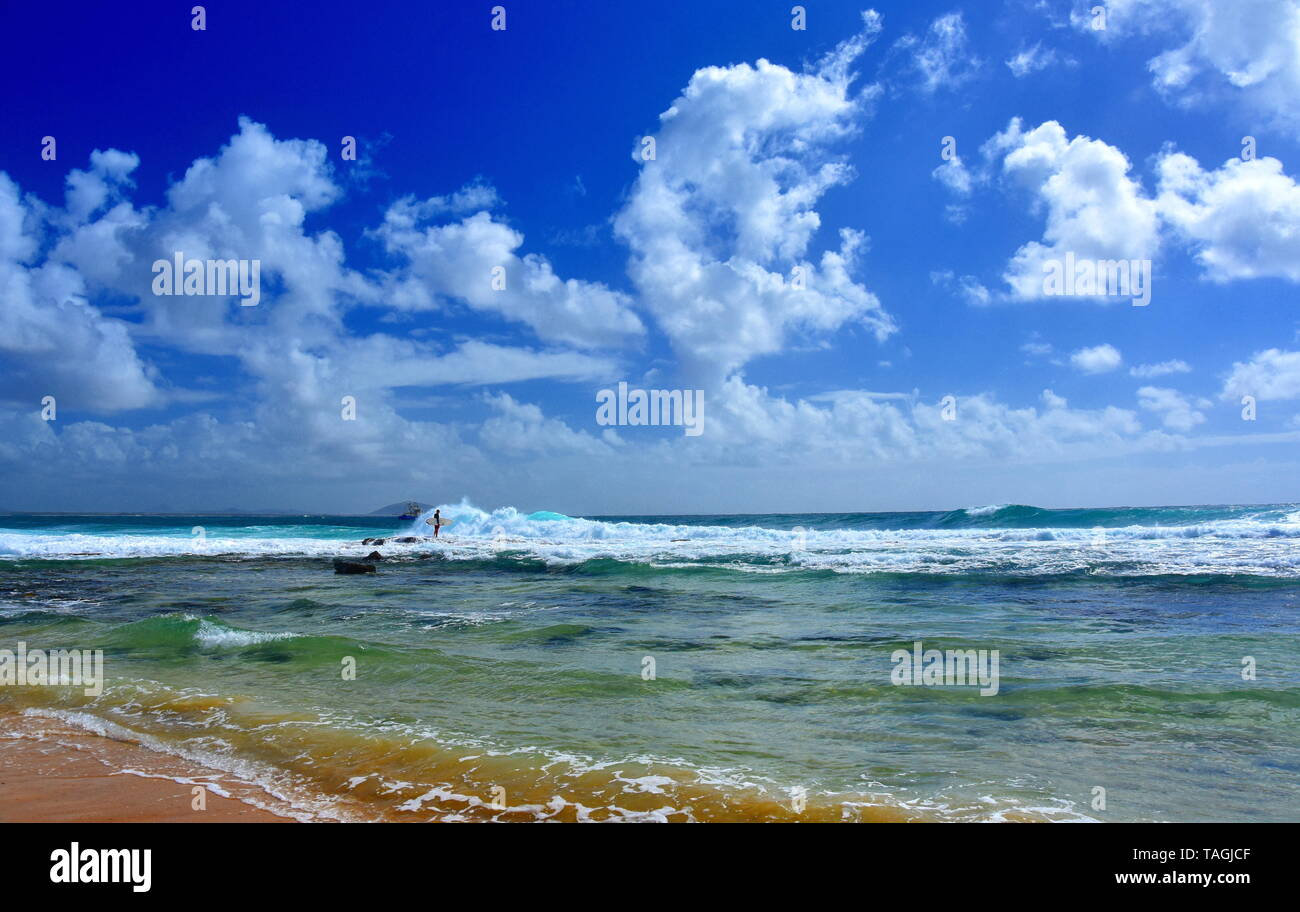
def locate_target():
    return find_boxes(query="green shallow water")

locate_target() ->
[1,552,1297,820]
[1,508,1299,821]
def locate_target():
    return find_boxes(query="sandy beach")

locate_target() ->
[0,713,295,823]
[1,504,1297,822]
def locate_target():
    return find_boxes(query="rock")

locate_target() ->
[333,559,376,574]
[363,551,383,562]
[361,537,386,546]
[393,536,418,544]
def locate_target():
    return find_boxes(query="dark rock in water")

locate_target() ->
[361,537,386,546]
[363,551,383,562]
[393,536,418,544]
[334,559,376,574]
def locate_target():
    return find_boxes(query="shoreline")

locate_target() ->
[0,712,297,823]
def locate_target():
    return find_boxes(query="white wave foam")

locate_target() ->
[19,708,348,823]
[0,531,359,560]
[194,620,299,648]
[4,502,1300,576]
[964,504,1009,517]
[395,503,1300,577]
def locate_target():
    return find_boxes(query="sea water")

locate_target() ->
[1,502,1297,822]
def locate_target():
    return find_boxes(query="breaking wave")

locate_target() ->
[2,501,1299,578]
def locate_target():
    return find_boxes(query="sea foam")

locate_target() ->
[2,501,1299,578]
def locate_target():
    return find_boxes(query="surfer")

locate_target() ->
[432,508,441,538]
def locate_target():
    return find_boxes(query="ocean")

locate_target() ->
[1,502,1298,822]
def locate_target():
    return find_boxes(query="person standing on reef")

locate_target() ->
[432,508,441,538]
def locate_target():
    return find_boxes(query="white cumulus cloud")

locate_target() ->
[1138,385,1206,431]
[985,119,1161,300]
[1221,348,1300,400]
[1157,152,1300,282]
[613,12,895,381]
[1071,343,1123,373]
[1077,0,1300,135]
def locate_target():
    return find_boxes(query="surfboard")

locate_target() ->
[424,517,455,527]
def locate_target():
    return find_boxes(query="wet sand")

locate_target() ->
[0,713,296,823]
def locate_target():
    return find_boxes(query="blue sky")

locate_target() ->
[2,0,1299,514]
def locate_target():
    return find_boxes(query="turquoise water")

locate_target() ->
[1,503,1298,822]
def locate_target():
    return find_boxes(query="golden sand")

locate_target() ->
[0,712,295,823]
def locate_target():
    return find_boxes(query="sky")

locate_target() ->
[2,0,1299,515]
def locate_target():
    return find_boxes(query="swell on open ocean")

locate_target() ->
[2,502,1298,822]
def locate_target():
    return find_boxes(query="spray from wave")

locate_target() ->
[2,501,1300,577]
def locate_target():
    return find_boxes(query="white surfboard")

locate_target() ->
[424,516,455,527]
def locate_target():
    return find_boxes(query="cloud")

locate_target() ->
[334,338,618,389]
[1156,152,1300,282]
[62,148,141,224]
[65,116,382,359]
[931,269,990,305]
[693,377,1148,466]
[1040,389,1068,409]
[1071,343,1123,373]
[984,119,1161,300]
[1221,348,1300,400]
[0,172,162,412]
[1130,359,1192,377]
[613,12,894,380]
[4,15,1294,514]
[896,12,982,94]
[411,180,502,217]
[1077,0,1300,135]
[374,205,643,349]
[982,118,1300,297]
[1138,385,1206,430]
[0,114,658,506]
[0,360,1257,514]
[479,392,611,456]
[1006,42,1075,77]
[932,155,973,196]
